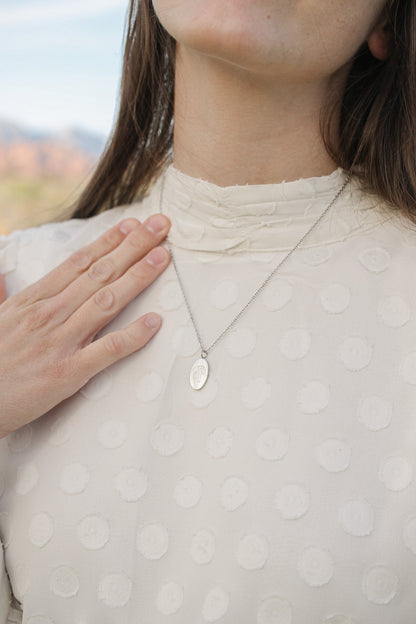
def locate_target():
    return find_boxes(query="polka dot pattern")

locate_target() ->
[358,247,391,273]
[316,439,351,473]
[206,427,233,458]
[297,381,330,414]
[357,396,393,431]
[378,296,411,327]
[339,500,375,537]
[48,228,71,242]
[236,534,269,570]
[261,279,293,311]
[297,547,334,587]
[255,428,289,461]
[1,162,416,623]
[50,566,79,598]
[15,463,39,495]
[136,523,169,560]
[114,468,148,502]
[279,329,311,361]
[190,529,216,565]
[242,378,272,409]
[323,616,356,624]
[48,416,73,446]
[220,477,249,511]
[59,463,90,495]
[174,475,202,508]
[299,247,332,266]
[151,422,184,456]
[7,425,33,453]
[257,596,292,624]
[320,283,351,314]
[362,565,398,604]
[98,573,132,607]
[29,513,54,548]
[98,420,127,450]
[379,456,412,491]
[156,581,184,615]
[77,515,109,550]
[188,378,219,408]
[275,484,310,520]
[338,337,372,371]
[27,616,55,624]
[201,586,229,622]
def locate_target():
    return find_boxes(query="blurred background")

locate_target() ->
[0,0,127,234]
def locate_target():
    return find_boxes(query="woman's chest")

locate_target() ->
[2,249,416,623]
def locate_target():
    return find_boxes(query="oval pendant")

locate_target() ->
[190,358,209,390]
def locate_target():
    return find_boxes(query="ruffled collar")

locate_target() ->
[149,162,392,253]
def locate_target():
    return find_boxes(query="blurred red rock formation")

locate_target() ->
[0,141,96,178]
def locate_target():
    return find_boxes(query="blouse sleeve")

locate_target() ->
[0,233,19,276]
[0,234,17,621]
[0,233,22,622]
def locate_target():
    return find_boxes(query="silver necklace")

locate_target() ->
[159,166,351,390]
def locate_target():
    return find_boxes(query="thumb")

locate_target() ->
[0,275,7,304]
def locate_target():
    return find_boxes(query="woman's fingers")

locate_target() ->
[42,214,171,326]
[74,312,163,382]
[13,217,142,305]
[65,245,170,347]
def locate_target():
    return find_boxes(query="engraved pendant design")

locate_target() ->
[190,357,209,390]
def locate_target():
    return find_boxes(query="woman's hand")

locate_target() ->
[0,215,171,439]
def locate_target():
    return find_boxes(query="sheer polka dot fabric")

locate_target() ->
[1,164,416,623]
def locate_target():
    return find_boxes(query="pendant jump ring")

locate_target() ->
[201,350,208,359]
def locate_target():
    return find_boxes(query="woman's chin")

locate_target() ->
[176,30,289,80]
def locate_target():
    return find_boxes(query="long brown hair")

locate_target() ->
[71,0,416,224]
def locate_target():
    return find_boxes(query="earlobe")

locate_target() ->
[367,21,393,61]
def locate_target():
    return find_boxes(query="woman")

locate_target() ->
[0,0,415,621]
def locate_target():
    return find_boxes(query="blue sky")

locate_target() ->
[0,0,128,137]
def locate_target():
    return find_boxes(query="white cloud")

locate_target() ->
[0,0,127,25]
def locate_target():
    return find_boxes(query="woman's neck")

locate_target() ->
[172,44,343,187]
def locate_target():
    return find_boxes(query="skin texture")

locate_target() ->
[152,0,391,186]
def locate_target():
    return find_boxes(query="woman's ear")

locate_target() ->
[367,15,393,61]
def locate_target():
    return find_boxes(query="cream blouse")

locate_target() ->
[1,163,416,623]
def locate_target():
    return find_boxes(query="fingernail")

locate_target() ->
[119,219,139,234]
[144,313,161,329]
[147,247,167,266]
[145,215,169,234]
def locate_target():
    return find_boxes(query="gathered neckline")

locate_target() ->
[146,162,392,253]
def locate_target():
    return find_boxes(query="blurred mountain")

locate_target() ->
[0,119,108,234]
[0,119,42,143]
[0,118,106,178]
[51,127,106,158]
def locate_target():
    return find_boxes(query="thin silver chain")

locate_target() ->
[159,166,351,360]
